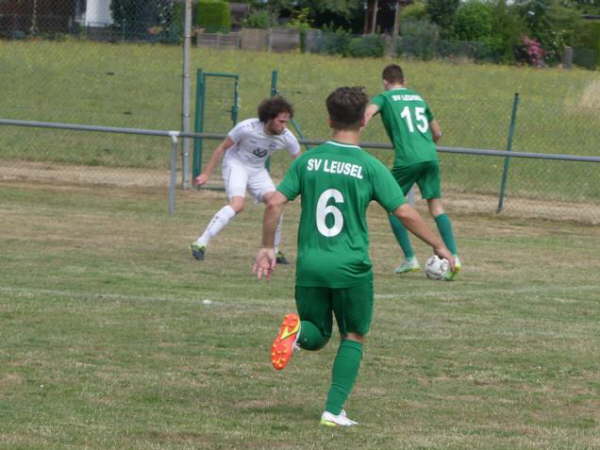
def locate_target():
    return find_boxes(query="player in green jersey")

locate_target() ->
[253,86,455,427]
[364,64,461,280]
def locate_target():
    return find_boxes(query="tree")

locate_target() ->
[514,0,583,62]
[425,0,460,37]
[256,0,364,32]
[111,0,175,36]
[454,1,494,41]
[562,0,600,14]
[490,0,528,63]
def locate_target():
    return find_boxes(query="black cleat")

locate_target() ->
[276,251,289,265]
[191,243,206,261]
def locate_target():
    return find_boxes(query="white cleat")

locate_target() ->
[394,257,420,274]
[320,410,359,427]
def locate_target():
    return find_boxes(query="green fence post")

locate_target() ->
[270,70,278,97]
[193,69,205,180]
[265,71,280,171]
[231,76,240,125]
[497,92,520,213]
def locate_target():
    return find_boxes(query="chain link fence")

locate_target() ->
[1,7,599,223]
[0,0,183,42]
[246,75,600,225]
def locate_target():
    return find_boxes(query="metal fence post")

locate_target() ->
[181,0,193,189]
[265,70,279,171]
[232,76,240,124]
[270,70,278,97]
[168,131,180,215]
[497,93,520,213]
[193,69,205,180]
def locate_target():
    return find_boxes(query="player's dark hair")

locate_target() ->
[257,96,294,123]
[326,86,369,130]
[382,64,404,84]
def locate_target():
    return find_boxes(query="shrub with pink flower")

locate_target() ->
[521,36,545,67]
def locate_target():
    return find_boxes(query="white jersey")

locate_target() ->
[223,118,300,169]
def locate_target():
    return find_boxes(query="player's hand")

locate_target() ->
[434,245,455,272]
[253,248,276,280]
[194,173,209,186]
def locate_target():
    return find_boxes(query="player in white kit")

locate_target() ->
[191,96,301,263]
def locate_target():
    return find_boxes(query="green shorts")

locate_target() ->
[392,160,441,199]
[295,281,373,338]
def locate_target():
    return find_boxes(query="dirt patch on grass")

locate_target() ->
[0,160,169,187]
[0,373,24,388]
[2,160,599,224]
[444,193,600,225]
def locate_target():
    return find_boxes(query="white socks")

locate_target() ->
[196,205,236,247]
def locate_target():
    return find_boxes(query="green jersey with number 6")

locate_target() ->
[277,140,406,288]
[371,88,437,167]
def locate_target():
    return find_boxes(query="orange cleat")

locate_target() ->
[271,313,300,370]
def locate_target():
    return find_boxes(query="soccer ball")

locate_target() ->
[424,255,449,280]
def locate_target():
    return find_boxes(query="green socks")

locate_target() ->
[390,212,458,258]
[388,214,415,259]
[324,340,363,415]
[434,213,458,255]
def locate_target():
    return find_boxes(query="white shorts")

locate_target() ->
[222,159,275,202]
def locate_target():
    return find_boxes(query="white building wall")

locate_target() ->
[85,0,113,27]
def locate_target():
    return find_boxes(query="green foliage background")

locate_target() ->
[195,0,232,32]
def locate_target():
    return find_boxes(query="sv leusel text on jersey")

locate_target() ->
[306,158,364,180]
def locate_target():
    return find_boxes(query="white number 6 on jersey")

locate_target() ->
[316,189,344,237]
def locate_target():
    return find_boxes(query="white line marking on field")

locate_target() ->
[0,286,291,307]
[1,283,598,306]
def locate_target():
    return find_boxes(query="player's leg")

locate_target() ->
[252,170,289,264]
[295,286,333,350]
[191,162,247,260]
[389,215,419,272]
[418,161,461,279]
[320,281,373,427]
[427,198,461,279]
[390,167,420,273]
[271,287,332,370]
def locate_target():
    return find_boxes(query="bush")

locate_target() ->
[316,26,352,56]
[425,0,460,38]
[436,39,496,62]
[195,0,231,33]
[111,0,175,38]
[515,1,582,64]
[165,2,184,43]
[243,10,271,29]
[515,35,545,67]
[401,2,428,22]
[347,34,386,58]
[489,1,527,64]
[573,21,600,69]
[397,19,439,60]
[453,0,493,42]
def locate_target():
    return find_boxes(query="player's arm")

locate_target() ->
[363,104,380,127]
[393,203,455,270]
[430,119,442,143]
[287,136,301,160]
[193,136,235,186]
[253,191,289,280]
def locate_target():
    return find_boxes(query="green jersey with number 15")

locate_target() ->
[277,140,406,288]
[371,88,437,167]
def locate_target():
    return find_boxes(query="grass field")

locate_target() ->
[1,39,600,210]
[2,180,600,449]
